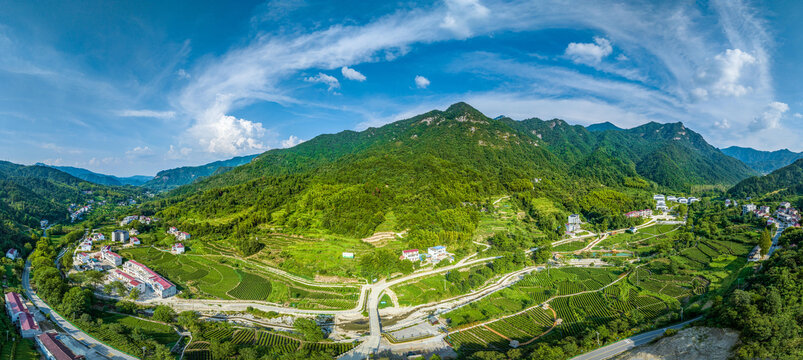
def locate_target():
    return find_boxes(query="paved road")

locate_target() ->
[23,261,139,360]
[571,317,702,360]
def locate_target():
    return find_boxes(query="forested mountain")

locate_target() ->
[142,154,257,191]
[146,103,754,248]
[38,163,152,186]
[586,121,623,132]
[0,161,135,254]
[721,146,803,174]
[728,158,803,199]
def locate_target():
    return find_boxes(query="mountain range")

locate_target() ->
[145,103,756,245]
[728,158,803,200]
[141,154,258,191]
[720,146,803,174]
[38,164,152,186]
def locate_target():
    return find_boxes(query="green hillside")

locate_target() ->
[142,154,257,191]
[0,161,136,253]
[728,158,803,200]
[145,103,753,257]
[721,146,803,174]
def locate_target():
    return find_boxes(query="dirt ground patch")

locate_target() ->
[615,326,739,360]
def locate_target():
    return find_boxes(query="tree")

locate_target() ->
[210,340,236,360]
[128,287,141,300]
[294,317,324,342]
[61,287,91,318]
[153,305,176,323]
[759,228,772,256]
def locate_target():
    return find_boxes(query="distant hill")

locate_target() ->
[728,158,803,199]
[586,121,623,132]
[0,161,136,253]
[147,102,755,246]
[37,164,152,186]
[142,154,258,191]
[720,146,803,174]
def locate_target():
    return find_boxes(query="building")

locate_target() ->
[400,249,420,261]
[167,227,178,235]
[428,245,448,259]
[77,242,92,252]
[101,249,122,266]
[172,243,185,254]
[653,194,665,201]
[781,201,791,208]
[5,292,28,322]
[566,214,582,233]
[123,260,177,298]
[130,237,141,245]
[177,232,191,241]
[759,206,771,214]
[36,331,86,360]
[73,253,90,266]
[111,269,146,293]
[625,209,652,218]
[18,312,40,338]
[112,230,129,243]
[655,200,668,212]
[743,204,756,215]
[627,227,638,234]
[91,233,105,241]
[342,252,354,259]
[725,199,732,207]
[5,248,19,260]
[129,228,139,236]
[40,219,48,229]
[678,197,688,204]
[689,197,700,203]
[667,196,677,202]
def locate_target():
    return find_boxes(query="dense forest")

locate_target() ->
[728,158,803,199]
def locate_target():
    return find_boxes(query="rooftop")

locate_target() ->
[38,331,83,360]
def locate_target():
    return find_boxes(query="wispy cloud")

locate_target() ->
[116,109,176,119]
[305,72,340,90]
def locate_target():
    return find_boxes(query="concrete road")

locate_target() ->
[571,317,702,360]
[23,261,139,360]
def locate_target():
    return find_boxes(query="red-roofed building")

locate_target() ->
[36,331,85,360]
[130,237,140,245]
[18,312,40,338]
[172,243,185,254]
[400,249,420,261]
[5,248,19,260]
[4,291,28,322]
[122,260,176,297]
[101,250,122,266]
[111,269,146,293]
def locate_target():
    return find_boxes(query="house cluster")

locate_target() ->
[5,292,40,339]
[565,214,582,234]
[653,194,699,211]
[5,248,19,260]
[120,260,177,297]
[69,204,91,222]
[167,227,191,241]
[743,202,801,227]
[36,331,86,360]
[399,245,453,264]
[625,209,652,218]
[119,215,154,227]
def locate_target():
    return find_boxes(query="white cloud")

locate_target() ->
[711,49,756,97]
[125,146,155,157]
[304,73,340,91]
[166,145,193,159]
[616,54,629,61]
[116,109,176,119]
[189,113,266,154]
[441,0,490,37]
[341,66,366,81]
[793,113,802,119]
[749,101,788,131]
[176,69,190,79]
[415,75,430,88]
[565,37,613,65]
[691,88,709,100]
[280,135,304,148]
[714,119,731,129]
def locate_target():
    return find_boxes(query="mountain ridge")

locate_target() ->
[37,163,152,186]
[720,146,803,174]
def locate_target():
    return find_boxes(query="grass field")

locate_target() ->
[599,224,679,249]
[119,246,361,310]
[391,265,495,306]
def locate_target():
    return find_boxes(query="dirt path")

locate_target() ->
[520,307,558,346]
[383,288,400,307]
[483,325,511,341]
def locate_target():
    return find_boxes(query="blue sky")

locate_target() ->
[1,0,801,176]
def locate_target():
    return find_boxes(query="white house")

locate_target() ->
[428,245,448,260]
[342,252,354,259]
[130,237,141,245]
[689,197,700,203]
[653,194,665,201]
[743,204,757,215]
[112,230,129,242]
[400,249,420,261]
[5,248,19,260]
[36,331,85,360]
[40,219,48,229]
[77,242,92,252]
[566,214,582,233]
[73,253,90,266]
[656,200,668,212]
[172,243,185,254]
[91,233,105,241]
[667,196,678,202]
[677,197,688,204]
[177,232,191,241]
[129,228,139,236]
[101,249,122,266]
[18,312,40,338]
[111,269,146,293]
[123,260,177,298]
[781,202,792,209]
[4,292,28,322]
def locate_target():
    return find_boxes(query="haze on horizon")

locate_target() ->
[1,0,802,176]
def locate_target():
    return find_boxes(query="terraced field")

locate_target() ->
[119,247,360,309]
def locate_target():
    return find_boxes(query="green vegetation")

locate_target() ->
[728,158,803,199]
[392,264,496,306]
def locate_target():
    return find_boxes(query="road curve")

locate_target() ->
[571,317,702,360]
[23,261,140,360]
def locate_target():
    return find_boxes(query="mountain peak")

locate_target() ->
[586,121,623,132]
[443,102,488,120]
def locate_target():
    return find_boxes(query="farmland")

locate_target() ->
[187,329,358,358]
[118,246,361,309]
[390,264,496,306]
